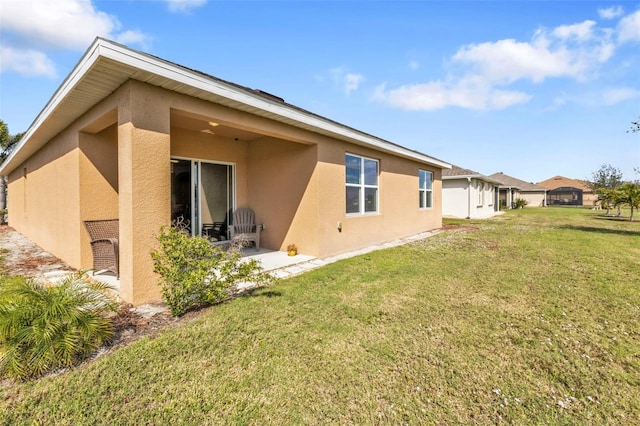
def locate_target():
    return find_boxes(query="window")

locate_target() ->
[488,184,494,205]
[477,181,484,206]
[419,170,433,208]
[346,154,379,214]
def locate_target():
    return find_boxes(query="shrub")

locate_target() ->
[514,198,529,209]
[0,273,117,381]
[151,226,275,316]
[0,209,7,225]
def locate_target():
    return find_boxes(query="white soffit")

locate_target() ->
[0,38,450,174]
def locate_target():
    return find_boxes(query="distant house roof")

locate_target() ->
[537,176,593,192]
[443,165,504,185]
[0,37,451,176]
[489,172,547,192]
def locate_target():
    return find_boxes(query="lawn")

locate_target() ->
[1,208,639,424]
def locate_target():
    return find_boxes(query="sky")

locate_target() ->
[1,0,639,184]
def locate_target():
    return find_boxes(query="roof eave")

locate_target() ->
[1,38,451,175]
[443,174,503,184]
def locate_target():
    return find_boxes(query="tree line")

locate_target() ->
[0,119,24,213]
[586,117,640,221]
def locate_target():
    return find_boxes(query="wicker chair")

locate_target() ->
[228,208,261,250]
[84,219,119,277]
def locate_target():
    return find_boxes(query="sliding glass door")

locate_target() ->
[171,158,234,239]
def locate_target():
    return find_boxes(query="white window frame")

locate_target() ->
[345,153,379,215]
[419,169,433,209]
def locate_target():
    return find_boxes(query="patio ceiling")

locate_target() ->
[170,113,265,142]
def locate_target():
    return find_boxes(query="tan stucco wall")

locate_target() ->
[117,81,171,305]
[7,129,82,267]
[8,78,445,306]
[247,138,319,255]
[7,93,122,273]
[315,139,442,257]
[521,192,546,207]
[583,192,599,206]
[78,124,119,268]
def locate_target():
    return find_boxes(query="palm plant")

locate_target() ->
[0,273,117,380]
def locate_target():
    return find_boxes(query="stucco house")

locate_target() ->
[442,165,503,218]
[489,172,547,208]
[0,38,450,305]
[537,175,597,206]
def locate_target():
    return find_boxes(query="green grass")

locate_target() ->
[1,208,639,424]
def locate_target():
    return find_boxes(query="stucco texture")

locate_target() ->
[8,80,444,305]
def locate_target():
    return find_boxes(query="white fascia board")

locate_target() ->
[443,174,503,185]
[98,40,451,169]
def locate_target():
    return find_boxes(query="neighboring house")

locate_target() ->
[489,172,547,208]
[0,38,451,306]
[442,165,503,218]
[537,175,598,206]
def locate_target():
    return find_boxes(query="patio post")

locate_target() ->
[117,82,171,305]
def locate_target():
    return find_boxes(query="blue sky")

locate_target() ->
[1,0,639,183]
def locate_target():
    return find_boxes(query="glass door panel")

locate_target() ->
[170,159,193,233]
[199,162,233,240]
[171,158,234,238]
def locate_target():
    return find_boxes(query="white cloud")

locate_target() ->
[601,87,640,105]
[371,79,531,111]
[115,30,153,50]
[617,10,640,43]
[165,0,207,13]
[598,6,624,20]
[453,37,575,83]
[330,67,364,95]
[0,0,152,77]
[409,60,420,70]
[551,95,567,108]
[0,46,57,77]
[453,22,615,84]
[344,73,364,94]
[490,90,533,109]
[372,14,628,112]
[0,0,118,50]
[552,20,596,41]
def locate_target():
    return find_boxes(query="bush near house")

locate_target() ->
[514,198,529,208]
[0,273,117,381]
[151,226,275,316]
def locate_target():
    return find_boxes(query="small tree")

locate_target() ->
[589,164,623,191]
[0,119,24,211]
[151,226,276,316]
[596,188,617,215]
[616,183,640,221]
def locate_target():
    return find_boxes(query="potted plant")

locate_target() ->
[287,243,297,256]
